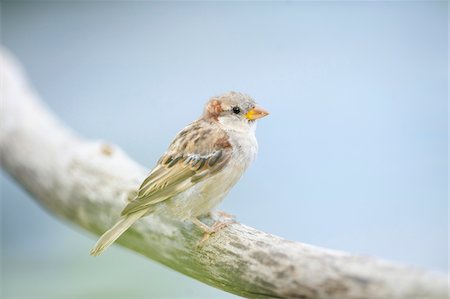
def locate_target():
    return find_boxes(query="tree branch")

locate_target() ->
[0,48,447,299]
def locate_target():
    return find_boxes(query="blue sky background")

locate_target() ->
[1,2,447,298]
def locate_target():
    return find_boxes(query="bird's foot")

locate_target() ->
[192,217,236,246]
[213,210,236,221]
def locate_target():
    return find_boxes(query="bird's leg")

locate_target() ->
[191,217,235,246]
[192,218,213,233]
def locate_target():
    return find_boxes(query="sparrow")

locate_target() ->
[90,91,269,256]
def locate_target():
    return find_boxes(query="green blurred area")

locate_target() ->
[3,253,235,299]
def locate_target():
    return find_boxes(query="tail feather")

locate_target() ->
[90,209,147,256]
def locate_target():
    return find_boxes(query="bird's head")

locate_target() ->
[202,91,269,131]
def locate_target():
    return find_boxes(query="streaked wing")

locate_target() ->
[121,120,232,216]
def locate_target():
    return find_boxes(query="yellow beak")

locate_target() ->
[245,105,270,120]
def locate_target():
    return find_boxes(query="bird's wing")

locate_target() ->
[121,121,232,216]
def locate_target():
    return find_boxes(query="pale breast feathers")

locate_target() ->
[121,121,232,215]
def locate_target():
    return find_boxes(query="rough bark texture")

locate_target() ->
[0,48,448,299]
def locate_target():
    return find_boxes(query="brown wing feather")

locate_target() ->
[121,120,232,216]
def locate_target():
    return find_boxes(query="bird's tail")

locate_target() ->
[90,209,147,256]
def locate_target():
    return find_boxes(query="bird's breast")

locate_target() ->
[229,129,259,170]
[165,131,258,219]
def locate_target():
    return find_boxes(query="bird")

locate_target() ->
[90,91,269,256]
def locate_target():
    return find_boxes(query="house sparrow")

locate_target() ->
[90,91,269,256]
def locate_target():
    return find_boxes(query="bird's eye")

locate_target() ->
[232,106,241,114]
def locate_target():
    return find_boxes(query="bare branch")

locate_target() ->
[0,48,447,299]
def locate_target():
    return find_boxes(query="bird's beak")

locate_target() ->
[245,105,270,120]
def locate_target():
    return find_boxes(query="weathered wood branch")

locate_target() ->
[0,48,447,299]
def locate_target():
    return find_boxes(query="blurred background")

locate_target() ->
[1,1,447,298]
